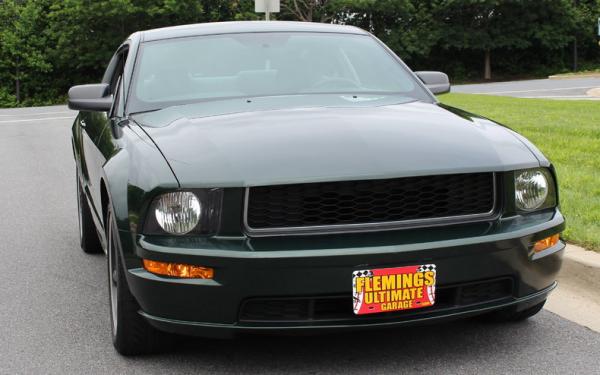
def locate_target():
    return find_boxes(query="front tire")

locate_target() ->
[77,171,103,254]
[106,205,171,355]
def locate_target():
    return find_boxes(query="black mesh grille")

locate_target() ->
[458,279,513,305]
[239,278,513,323]
[246,173,495,230]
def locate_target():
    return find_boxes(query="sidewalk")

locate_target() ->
[545,244,600,332]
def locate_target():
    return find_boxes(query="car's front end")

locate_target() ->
[127,175,564,338]
[123,101,565,338]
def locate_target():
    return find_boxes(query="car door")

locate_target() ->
[80,45,129,225]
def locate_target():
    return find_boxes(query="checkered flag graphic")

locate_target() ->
[352,269,373,313]
[417,264,436,305]
[353,270,374,278]
[417,264,436,273]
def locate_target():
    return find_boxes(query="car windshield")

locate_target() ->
[128,32,431,113]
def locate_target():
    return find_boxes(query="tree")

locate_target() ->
[0,0,598,107]
[281,0,335,22]
[0,0,52,103]
[331,0,443,65]
[434,0,576,80]
[570,0,600,69]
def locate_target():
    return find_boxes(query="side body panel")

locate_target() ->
[80,111,110,222]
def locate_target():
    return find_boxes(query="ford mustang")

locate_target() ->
[69,21,565,355]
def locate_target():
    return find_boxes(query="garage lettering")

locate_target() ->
[355,271,435,293]
[355,271,434,310]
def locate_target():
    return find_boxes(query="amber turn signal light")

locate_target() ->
[533,234,560,253]
[143,259,214,279]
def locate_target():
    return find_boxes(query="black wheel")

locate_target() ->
[77,171,103,254]
[480,300,546,323]
[107,205,172,355]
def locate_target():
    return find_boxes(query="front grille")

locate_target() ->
[458,279,513,305]
[245,173,496,233]
[239,278,513,323]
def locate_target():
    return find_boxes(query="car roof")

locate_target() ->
[139,21,367,42]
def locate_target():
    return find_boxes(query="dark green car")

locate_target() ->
[69,22,565,355]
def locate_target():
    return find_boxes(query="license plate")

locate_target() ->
[352,265,436,315]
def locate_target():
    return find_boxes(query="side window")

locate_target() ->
[109,50,127,94]
[108,48,128,117]
[109,57,123,95]
[110,76,123,118]
[101,54,119,85]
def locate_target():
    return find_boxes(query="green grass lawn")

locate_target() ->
[439,93,600,251]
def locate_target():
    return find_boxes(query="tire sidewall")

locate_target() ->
[106,206,121,343]
[76,172,84,247]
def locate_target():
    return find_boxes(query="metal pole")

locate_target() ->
[265,0,270,20]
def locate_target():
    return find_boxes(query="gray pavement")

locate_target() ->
[453,76,600,99]
[1,105,600,374]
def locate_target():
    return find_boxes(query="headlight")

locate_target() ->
[155,192,201,235]
[515,169,555,211]
[145,189,223,236]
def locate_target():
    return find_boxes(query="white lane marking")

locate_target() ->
[0,116,75,124]
[0,110,72,117]
[521,95,600,100]
[469,86,599,95]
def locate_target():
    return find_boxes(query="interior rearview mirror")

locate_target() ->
[415,71,451,95]
[68,83,112,112]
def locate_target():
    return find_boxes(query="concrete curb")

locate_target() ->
[586,88,600,98]
[564,243,600,268]
[545,243,600,332]
[549,73,600,80]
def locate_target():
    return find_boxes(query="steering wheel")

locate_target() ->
[311,77,361,90]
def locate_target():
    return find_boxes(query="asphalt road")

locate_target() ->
[2,105,600,375]
[453,76,600,99]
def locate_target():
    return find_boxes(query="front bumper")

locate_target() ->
[125,209,565,338]
[139,282,555,338]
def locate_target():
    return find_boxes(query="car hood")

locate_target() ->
[133,97,540,187]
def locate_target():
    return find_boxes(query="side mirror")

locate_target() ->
[68,83,112,112]
[415,71,450,95]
